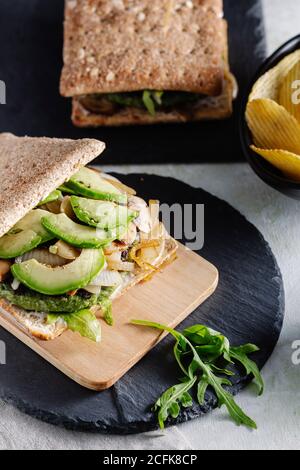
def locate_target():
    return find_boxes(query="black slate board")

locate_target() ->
[0,0,266,164]
[0,175,284,434]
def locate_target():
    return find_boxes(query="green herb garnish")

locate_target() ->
[131,320,263,430]
[87,91,200,116]
[48,308,101,342]
[101,297,113,326]
[142,91,162,116]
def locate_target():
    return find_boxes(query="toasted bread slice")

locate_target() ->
[60,0,226,97]
[0,133,105,238]
[0,300,68,340]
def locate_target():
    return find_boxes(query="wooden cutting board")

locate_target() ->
[0,243,218,390]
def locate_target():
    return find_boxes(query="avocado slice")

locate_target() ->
[0,209,54,259]
[70,196,137,229]
[37,190,62,206]
[0,230,41,259]
[65,167,127,204]
[41,213,124,248]
[11,248,105,295]
[15,209,54,243]
[59,184,77,195]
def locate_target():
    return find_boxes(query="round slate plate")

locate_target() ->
[0,175,284,434]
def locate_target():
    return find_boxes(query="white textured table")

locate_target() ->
[1,0,300,450]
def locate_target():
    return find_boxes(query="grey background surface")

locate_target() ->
[1,0,300,450]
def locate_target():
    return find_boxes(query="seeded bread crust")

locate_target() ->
[60,0,226,97]
[0,133,105,238]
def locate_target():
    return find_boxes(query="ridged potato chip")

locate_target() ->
[249,50,300,102]
[279,60,300,122]
[251,145,300,181]
[246,98,300,154]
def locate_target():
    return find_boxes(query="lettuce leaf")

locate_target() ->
[101,297,113,326]
[47,309,101,342]
[103,90,200,115]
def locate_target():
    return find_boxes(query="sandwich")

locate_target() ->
[0,133,178,342]
[60,0,236,126]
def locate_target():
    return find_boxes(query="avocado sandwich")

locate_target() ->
[0,133,177,342]
[60,0,236,126]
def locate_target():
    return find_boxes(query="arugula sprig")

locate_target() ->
[142,91,164,116]
[131,320,264,430]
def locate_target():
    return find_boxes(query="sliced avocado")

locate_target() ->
[0,230,41,259]
[11,248,105,295]
[37,190,62,206]
[65,167,127,204]
[70,196,137,229]
[41,213,121,248]
[59,184,77,195]
[15,209,54,243]
[0,209,54,259]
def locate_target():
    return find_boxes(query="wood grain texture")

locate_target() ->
[0,243,218,390]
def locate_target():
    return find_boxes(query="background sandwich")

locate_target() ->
[0,133,177,342]
[60,0,235,126]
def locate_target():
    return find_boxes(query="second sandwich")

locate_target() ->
[60,0,235,126]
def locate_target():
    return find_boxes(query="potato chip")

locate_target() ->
[251,145,300,181]
[249,50,300,102]
[279,60,300,122]
[246,98,300,154]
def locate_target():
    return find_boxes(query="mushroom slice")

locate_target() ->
[0,259,11,281]
[60,196,76,220]
[120,222,138,245]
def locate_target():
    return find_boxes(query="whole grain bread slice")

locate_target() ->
[0,238,178,341]
[0,300,68,340]
[0,133,105,238]
[60,0,226,97]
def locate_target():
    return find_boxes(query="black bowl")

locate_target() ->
[240,34,300,200]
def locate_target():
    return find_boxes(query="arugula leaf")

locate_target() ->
[100,298,113,326]
[47,309,101,342]
[197,375,209,405]
[106,93,144,109]
[208,372,257,429]
[183,324,230,363]
[230,345,264,396]
[152,91,164,105]
[154,377,196,429]
[131,320,263,430]
[142,91,156,116]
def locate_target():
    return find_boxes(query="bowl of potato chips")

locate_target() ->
[241,34,300,199]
